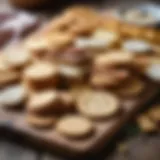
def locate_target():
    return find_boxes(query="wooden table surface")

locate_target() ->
[0,0,160,160]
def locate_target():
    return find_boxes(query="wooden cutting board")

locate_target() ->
[0,82,159,158]
[0,1,159,159]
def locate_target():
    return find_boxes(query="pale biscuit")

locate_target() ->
[0,85,26,108]
[26,32,73,60]
[3,45,31,70]
[91,73,120,88]
[25,37,50,59]
[91,69,130,88]
[75,37,108,50]
[92,29,120,48]
[56,115,94,138]
[94,51,133,68]
[48,33,73,51]
[27,90,59,114]
[59,64,85,84]
[0,54,9,71]
[77,90,120,119]
[123,39,152,54]
[23,63,58,90]
[27,114,56,128]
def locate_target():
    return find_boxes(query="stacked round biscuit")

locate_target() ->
[0,6,159,139]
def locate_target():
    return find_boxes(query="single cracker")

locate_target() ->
[27,114,56,128]
[27,90,59,114]
[59,64,85,84]
[56,115,94,138]
[3,45,31,70]
[77,90,120,119]
[75,37,109,51]
[23,62,58,90]
[91,69,130,88]
[92,29,120,48]
[122,39,152,54]
[25,36,50,59]
[94,51,133,68]
[0,85,26,108]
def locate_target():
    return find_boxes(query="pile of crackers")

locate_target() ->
[137,105,160,133]
[0,6,159,139]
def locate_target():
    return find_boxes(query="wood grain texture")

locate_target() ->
[42,154,65,160]
[0,141,38,160]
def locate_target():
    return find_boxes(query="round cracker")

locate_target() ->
[123,39,152,54]
[27,90,59,114]
[59,64,85,83]
[0,85,26,108]
[23,62,58,90]
[4,45,31,69]
[24,62,58,81]
[77,90,120,119]
[27,114,56,128]
[94,51,133,68]
[56,115,94,138]
[92,29,120,48]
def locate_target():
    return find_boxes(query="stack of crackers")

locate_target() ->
[0,6,159,139]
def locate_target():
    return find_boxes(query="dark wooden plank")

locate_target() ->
[0,140,38,160]
[42,154,65,160]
